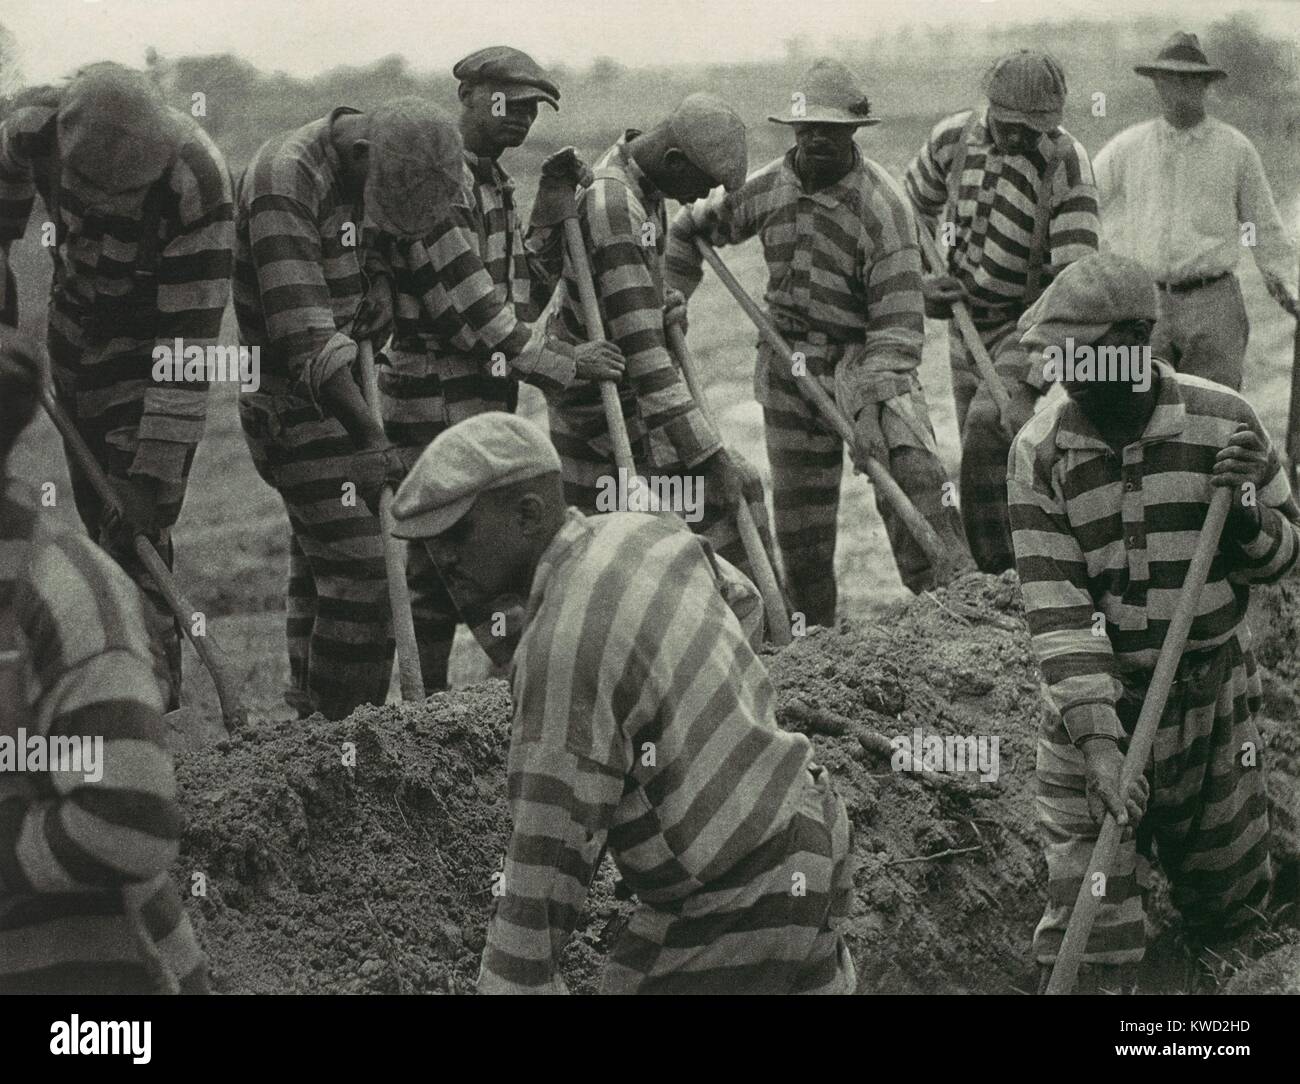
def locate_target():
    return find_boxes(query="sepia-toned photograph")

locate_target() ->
[1,0,1299,1059]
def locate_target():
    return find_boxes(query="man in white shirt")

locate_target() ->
[1092,31,1298,391]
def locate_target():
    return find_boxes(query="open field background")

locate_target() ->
[4,10,1300,721]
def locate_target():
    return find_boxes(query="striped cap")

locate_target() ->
[984,50,1067,132]
[58,63,183,195]
[366,97,464,240]
[668,92,748,192]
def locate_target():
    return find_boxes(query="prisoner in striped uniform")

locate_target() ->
[553,96,771,587]
[904,50,1100,574]
[0,64,234,709]
[1008,254,1296,993]
[234,99,462,719]
[390,413,856,995]
[668,60,972,622]
[0,336,206,994]
[375,46,623,689]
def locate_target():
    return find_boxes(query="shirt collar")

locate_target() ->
[1054,359,1185,452]
[463,149,511,190]
[780,142,866,203]
[523,507,590,627]
[1157,115,1211,142]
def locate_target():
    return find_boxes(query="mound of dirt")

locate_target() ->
[174,570,1300,994]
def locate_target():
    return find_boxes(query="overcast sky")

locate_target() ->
[4,0,1297,83]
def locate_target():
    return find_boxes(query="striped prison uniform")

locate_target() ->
[478,509,856,994]
[1008,362,1298,967]
[376,149,577,689]
[666,145,970,622]
[550,133,773,588]
[0,101,234,710]
[234,107,393,720]
[904,107,1100,573]
[0,476,207,993]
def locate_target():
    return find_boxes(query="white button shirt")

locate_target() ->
[1093,116,1294,288]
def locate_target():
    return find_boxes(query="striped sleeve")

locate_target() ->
[244,189,353,402]
[0,106,50,245]
[0,535,178,899]
[1223,403,1300,586]
[582,181,720,468]
[478,562,630,994]
[133,133,235,483]
[664,181,762,300]
[902,112,967,226]
[1046,136,1102,278]
[1008,418,1121,736]
[414,210,575,391]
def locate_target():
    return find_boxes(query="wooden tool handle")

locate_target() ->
[915,226,1013,421]
[356,342,425,703]
[1046,487,1232,994]
[39,385,247,730]
[693,238,955,582]
[562,218,638,479]
[665,322,791,646]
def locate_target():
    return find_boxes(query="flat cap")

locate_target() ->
[1018,253,1158,354]
[58,62,183,195]
[668,92,748,192]
[391,413,562,539]
[453,46,560,110]
[366,97,464,239]
[985,50,1067,133]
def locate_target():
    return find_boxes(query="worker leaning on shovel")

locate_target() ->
[667,59,972,625]
[234,98,463,720]
[903,50,1100,576]
[390,413,855,994]
[550,92,769,581]
[0,335,207,993]
[370,47,625,691]
[0,62,235,711]
[1008,253,1300,993]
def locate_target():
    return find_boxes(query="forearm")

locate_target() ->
[478,743,618,995]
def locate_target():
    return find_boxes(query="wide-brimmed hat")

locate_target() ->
[1134,31,1226,80]
[985,50,1067,133]
[769,58,879,127]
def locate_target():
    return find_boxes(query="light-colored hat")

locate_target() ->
[769,58,879,128]
[668,92,748,192]
[453,46,561,110]
[1018,253,1158,353]
[1134,31,1226,81]
[985,50,1067,133]
[58,63,183,196]
[390,413,562,539]
[365,97,464,240]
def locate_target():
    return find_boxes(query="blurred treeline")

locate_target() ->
[2,11,1297,204]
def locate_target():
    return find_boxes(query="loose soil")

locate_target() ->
[173,571,1300,994]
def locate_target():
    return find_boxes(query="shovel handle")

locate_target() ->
[356,342,425,703]
[1046,487,1232,994]
[915,226,1013,425]
[665,322,791,645]
[38,385,247,731]
[562,218,638,479]
[693,237,957,583]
